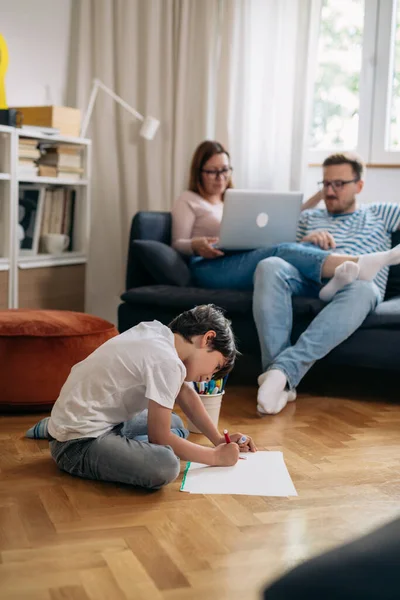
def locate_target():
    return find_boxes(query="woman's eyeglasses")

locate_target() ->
[318,178,359,191]
[201,167,233,179]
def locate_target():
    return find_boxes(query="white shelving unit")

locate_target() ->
[0,125,91,309]
[19,177,89,185]
[0,125,13,308]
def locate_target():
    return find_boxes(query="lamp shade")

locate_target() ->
[139,116,160,140]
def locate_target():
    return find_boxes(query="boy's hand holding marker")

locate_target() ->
[214,434,240,465]
[213,430,256,466]
[222,430,257,453]
[175,381,257,467]
[216,429,257,464]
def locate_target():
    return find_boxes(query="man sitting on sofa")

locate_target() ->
[255,152,400,415]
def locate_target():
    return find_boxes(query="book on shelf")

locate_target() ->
[19,138,39,146]
[18,139,40,176]
[18,164,39,177]
[39,143,82,154]
[18,141,40,160]
[38,165,57,178]
[19,158,38,166]
[40,153,82,168]
[37,164,83,181]
[57,166,84,173]
[55,172,82,182]
[19,149,41,160]
[39,187,76,252]
[37,144,83,180]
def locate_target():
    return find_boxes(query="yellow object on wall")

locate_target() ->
[0,34,9,109]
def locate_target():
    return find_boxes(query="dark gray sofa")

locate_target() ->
[118,211,400,384]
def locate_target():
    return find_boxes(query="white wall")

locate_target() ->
[0,0,72,106]
[306,166,400,206]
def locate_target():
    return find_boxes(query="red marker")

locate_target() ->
[223,429,246,459]
[223,429,231,444]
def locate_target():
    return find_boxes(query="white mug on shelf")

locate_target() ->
[42,233,70,255]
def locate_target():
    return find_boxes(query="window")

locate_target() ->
[311,0,364,152]
[389,0,400,149]
[310,0,400,164]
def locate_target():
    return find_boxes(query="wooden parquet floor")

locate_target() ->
[1,386,400,600]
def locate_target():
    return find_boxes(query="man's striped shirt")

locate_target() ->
[296,203,400,298]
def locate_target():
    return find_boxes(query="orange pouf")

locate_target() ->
[0,309,118,410]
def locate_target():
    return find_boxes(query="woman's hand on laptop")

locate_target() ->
[191,237,225,258]
[302,230,336,250]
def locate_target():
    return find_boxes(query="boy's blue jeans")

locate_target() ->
[50,410,189,490]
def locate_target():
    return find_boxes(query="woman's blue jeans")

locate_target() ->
[190,242,330,290]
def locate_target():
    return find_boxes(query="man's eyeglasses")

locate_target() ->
[201,167,233,179]
[318,178,359,191]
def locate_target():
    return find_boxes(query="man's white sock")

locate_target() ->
[358,244,400,281]
[319,261,360,302]
[257,369,288,415]
[258,372,297,400]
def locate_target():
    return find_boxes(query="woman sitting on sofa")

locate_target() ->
[172,140,383,302]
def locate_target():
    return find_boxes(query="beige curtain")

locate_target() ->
[68,0,320,324]
[68,0,220,324]
[216,0,321,191]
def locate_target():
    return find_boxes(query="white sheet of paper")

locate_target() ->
[180,451,297,496]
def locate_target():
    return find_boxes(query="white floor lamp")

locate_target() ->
[80,78,160,140]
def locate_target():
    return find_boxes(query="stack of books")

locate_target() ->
[18,138,40,178]
[38,144,83,181]
[40,188,75,250]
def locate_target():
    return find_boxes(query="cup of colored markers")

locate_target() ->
[192,376,228,397]
[187,376,228,434]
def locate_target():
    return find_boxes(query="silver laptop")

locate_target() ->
[217,189,303,250]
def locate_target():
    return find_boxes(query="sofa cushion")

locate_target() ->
[385,264,400,300]
[133,240,191,287]
[292,296,400,328]
[121,285,253,314]
[386,230,400,300]
[121,286,400,329]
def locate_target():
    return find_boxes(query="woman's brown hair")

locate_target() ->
[188,140,233,196]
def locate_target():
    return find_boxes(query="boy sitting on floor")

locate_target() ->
[27,304,256,490]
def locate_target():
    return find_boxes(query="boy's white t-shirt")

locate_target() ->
[48,321,186,442]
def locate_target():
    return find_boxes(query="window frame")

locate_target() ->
[308,0,400,165]
[370,0,399,163]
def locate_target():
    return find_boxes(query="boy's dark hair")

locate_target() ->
[169,304,239,378]
[322,152,365,181]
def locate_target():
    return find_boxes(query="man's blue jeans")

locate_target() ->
[253,257,381,388]
[191,243,380,388]
[190,243,329,289]
[50,411,189,490]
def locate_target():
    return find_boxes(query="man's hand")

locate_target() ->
[302,230,336,250]
[213,442,240,466]
[218,432,257,452]
[191,237,224,259]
